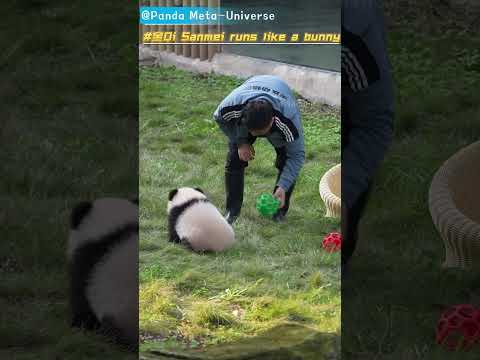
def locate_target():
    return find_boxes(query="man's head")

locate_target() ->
[242,100,274,136]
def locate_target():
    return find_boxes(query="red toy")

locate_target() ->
[322,232,341,252]
[436,304,480,350]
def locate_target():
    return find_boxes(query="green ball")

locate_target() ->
[256,193,280,216]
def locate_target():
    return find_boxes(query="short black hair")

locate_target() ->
[242,100,274,130]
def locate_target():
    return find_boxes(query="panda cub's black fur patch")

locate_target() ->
[168,188,209,248]
[69,223,138,333]
[168,198,210,244]
[69,200,138,350]
[168,189,178,201]
[70,201,92,229]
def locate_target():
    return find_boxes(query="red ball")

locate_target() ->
[322,232,341,252]
[436,304,480,351]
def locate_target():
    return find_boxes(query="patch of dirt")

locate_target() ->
[297,98,340,119]
[140,330,207,348]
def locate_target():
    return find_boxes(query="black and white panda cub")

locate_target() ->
[167,187,236,252]
[67,197,139,350]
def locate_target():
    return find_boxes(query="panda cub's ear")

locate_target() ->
[70,201,92,229]
[194,187,205,194]
[168,189,178,201]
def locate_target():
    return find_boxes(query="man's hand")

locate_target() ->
[238,144,255,162]
[273,186,286,208]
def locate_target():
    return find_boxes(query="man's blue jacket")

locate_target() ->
[214,75,305,192]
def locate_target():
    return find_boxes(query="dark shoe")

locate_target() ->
[272,211,286,223]
[225,211,239,225]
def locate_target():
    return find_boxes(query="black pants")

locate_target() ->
[341,101,371,264]
[341,185,371,265]
[225,133,257,171]
[225,135,295,215]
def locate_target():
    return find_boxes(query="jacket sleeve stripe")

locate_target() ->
[342,47,369,91]
[220,104,245,122]
[274,118,294,142]
[341,27,380,92]
[273,111,299,143]
[223,110,243,122]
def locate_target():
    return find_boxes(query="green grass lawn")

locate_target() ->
[1,1,137,359]
[139,66,341,355]
[342,18,480,360]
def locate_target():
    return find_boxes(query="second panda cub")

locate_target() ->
[167,187,236,252]
[67,198,139,350]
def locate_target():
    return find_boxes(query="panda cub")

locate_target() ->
[67,197,139,350]
[167,187,236,252]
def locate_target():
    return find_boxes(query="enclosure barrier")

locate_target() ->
[140,0,221,61]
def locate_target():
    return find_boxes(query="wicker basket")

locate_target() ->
[319,164,341,218]
[429,141,480,268]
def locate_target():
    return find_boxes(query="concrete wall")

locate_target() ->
[139,45,341,107]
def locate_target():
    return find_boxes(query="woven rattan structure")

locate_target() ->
[319,164,341,218]
[429,141,480,268]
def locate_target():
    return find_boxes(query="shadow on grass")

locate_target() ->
[141,323,339,360]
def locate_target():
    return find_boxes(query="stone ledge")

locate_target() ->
[139,46,341,107]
